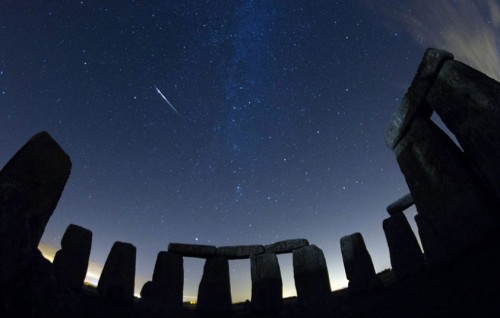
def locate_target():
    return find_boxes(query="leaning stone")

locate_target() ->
[386,193,414,215]
[97,241,136,303]
[394,117,500,264]
[414,214,451,268]
[385,48,454,149]
[340,233,381,295]
[197,256,232,315]
[383,214,425,279]
[0,131,71,283]
[168,243,216,258]
[149,251,183,307]
[217,245,264,259]
[264,239,309,254]
[250,253,283,314]
[293,245,331,301]
[427,59,500,202]
[53,224,92,291]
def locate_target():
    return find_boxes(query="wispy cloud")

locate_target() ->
[380,0,500,80]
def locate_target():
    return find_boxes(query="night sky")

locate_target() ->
[1,1,499,302]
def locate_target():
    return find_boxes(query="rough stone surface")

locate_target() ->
[385,48,453,149]
[264,239,309,254]
[427,59,500,202]
[340,233,381,295]
[293,245,331,301]
[250,253,283,314]
[415,213,451,268]
[394,117,500,264]
[0,131,71,283]
[140,251,183,307]
[53,224,92,290]
[386,193,414,215]
[197,256,232,315]
[168,243,216,258]
[217,245,264,259]
[97,241,136,303]
[383,214,425,279]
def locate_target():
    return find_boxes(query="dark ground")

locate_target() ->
[78,234,500,318]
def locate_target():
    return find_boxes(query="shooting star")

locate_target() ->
[155,85,179,115]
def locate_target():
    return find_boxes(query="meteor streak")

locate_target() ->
[155,85,179,115]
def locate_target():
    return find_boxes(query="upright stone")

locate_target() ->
[394,117,500,264]
[386,193,414,215]
[264,239,309,254]
[197,256,232,315]
[250,253,283,314]
[0,131,71,283]
[97,241,136,303]
[53,224,92,290]
[340,233,381,295]
[385,48,454,149]
[140,251,183,307]
[414,214,451,268]
[427,60,500,202]
[293,245,331,301]
[383,214,425,279]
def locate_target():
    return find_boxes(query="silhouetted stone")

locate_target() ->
[415,213,451,268]
[1,250,82,318]
[141,251,183,307]
[53,224,92,291]
[427,60,500,202]
[197,256,232,315]
[386,48,454,149]
[168,243,216,258]
[394,117,500,265]
[386,193,414,215]
[97,241,136,303]
[264,239,309,254]
[0,131,71,283]
[383,214,425,278]
[340,233,381,295]
[250,253,283,314]
[293,245,331,302]
[217,245,264,259]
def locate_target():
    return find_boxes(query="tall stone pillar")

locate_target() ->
[383,214,425,278]
[53,224,92,290]
[293,245,331,301]
[394,117,500,264]
[250,253,283,314]
[140,251,183,307]
[0,131,71,283]
[427,60,500,202]
[97,241,136,303]
[197,256,232,315]
[340,233,381,295]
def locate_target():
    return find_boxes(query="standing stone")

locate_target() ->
[385,48,454,149]
[0,131,71,283]
[386,193,414,215]
[197,256,232,315]
[97,241,136,303]
[394,117,500,264]
[53,224,92,290]
[250,253,283,314]
[140,251,183,307]
[264,239,309,254]
[340,233,381,295]
[293,245,331,301]
[427,60,500,202]
[414,214,451,268]
[383,214,425,279]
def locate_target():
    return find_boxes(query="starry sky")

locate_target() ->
[1,0,499,302]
